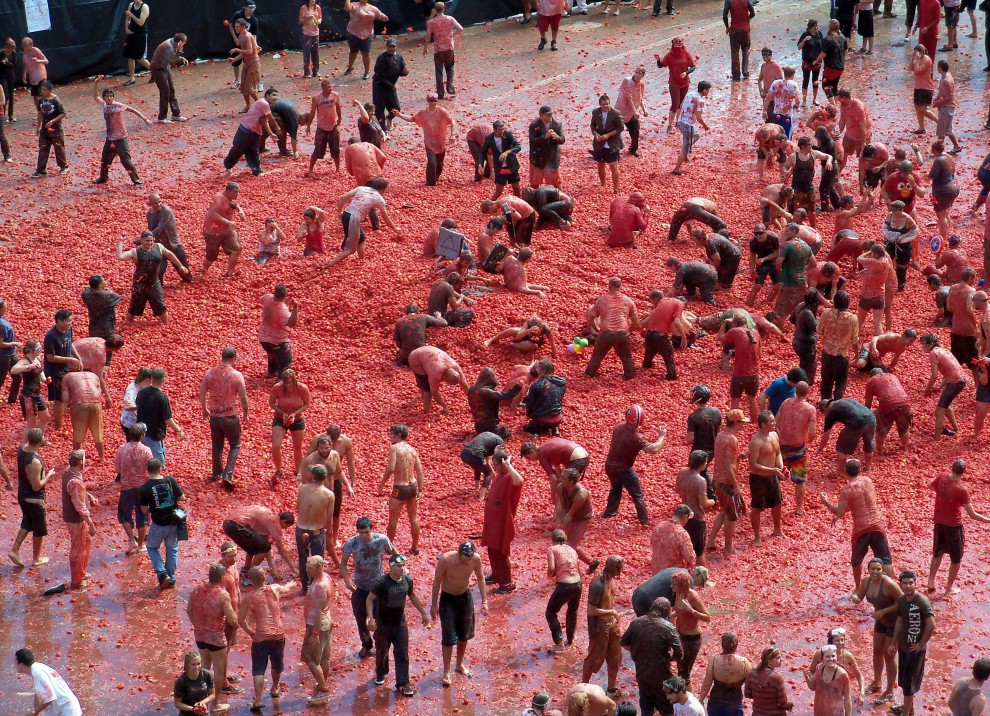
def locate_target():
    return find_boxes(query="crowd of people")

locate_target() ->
[5,0,990,714]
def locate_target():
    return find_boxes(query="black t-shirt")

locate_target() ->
[43,325,73,380]
[136,386,173,440]
[231,9,260,39]
[823,34,846,71]
[750,233,780,260]
[427,281,455,316]
[792,305,818,343]
[38,95,65,130]
[687,406,722,454]
[896,594,933,650]
[679,261,717,286]
[464,432,503,458]
[632,568,689,616]
[823,398,876,431]
[139,475,183,526]
[706,235,741,262]
[269,99,299,137]
[799,30,824,64]
[372,573,413,628]
[174,669,214,707]
[81,287,121,339]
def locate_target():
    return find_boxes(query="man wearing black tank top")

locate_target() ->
[8,428,53,568]
[115,231,190,325]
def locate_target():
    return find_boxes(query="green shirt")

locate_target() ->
[778,239,811,288]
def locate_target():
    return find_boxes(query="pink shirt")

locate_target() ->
[548,544,580,582]
[299,3,322,36]
[347,2,385,40]
[115,440,153,490]
[62,372,103,409]
[315,91,339,131]
[258,294,291,344]
[413,107,454,153]
[539,0,568,13]
[776,397,816,446]
[930,346,968,383]
[427,14,463,52]
[650,521,695,573]
[24,47,47,85]
[590,292,637,332]
[912,55,934,91]
[614,77,645,122]
[200,364,246,416]
[344,142,386,185]
[836,476,884,540]
[859,256,891,298]
[204,192,236,234]
[98,99,130,141]
[243,585,284,642]
[241,99,272,135]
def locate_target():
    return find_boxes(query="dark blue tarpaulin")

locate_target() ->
[0,0,524,84]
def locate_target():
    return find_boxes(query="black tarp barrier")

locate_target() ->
[0,0,525,85]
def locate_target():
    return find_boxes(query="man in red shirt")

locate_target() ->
[927,459,990,595]
[881,160,926,216]
[651,504,696,573]
[585,277,640,380]
[198,346,249,488]
[821,458,895,585]
[775,381,817,515]
[481,447,525,592]
[607,192,649,248]
[915,0,941,60]
[864,368,913,454]
[395,93,456,186]
[719,315,761,422]
[602,405,667,525]
[722,0,756,82]
[641,290,686,380]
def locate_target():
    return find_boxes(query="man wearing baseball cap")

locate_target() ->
[371,37,409,133]
[367,553,429,697]
[430,540,488,687]
[394,93,456,186]
[602,404,666,525]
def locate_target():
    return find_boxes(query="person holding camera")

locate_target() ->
[139,457,185,590]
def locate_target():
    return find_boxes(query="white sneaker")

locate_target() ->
[172,116,189,122]
[157,118,172,124]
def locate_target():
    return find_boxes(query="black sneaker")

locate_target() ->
[942,428,957,436]
[221,685,245,695]
[358,646,372,659]
[484,574,496,584]
[538,38,548,50]
[93,177,108,184]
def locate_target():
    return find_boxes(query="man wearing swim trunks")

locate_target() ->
[301,555,334,703]
[430,541,488,687]
[864,368,913,454]
[675,451,715,568]
[818,397,877,477]
[921,332,968,439]
[460,431,504,498]
[947,268,979,369]
[307,80,343,177]
[927,459,990,596]
[748,410,784,545]
[186,563,238,711]
[238,566,297,713]
[821,458,894,585]
[775,381,817,515]
[705,409,748,557]
[378,424,424,555]
[222,505,297,577]
[407,345,469,415]
[297,464,335,594]
[202,182,244,278]
[888,570,934,716]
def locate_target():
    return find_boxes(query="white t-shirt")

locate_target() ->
[120,381,139,427]
[678,92,704,126]
[673,694,705,716]
[32,663,82,716]
[769,79,799,117]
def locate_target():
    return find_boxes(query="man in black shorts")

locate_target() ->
[115,231,190,325]
[921,332,968,439]
[482,120,522,201]
[667,197,727,242]
[746,223,781,307]
[8,428,53,568]
[817,397,876,478]
[42,309,83,433]
[927,459,990,595]
[430,541,488,687]
[748,410,785,545]
[460,431,504,497]
[889,570,935,716]
[222,505,297,577]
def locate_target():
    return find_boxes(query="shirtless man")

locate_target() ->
[667,197,727,243]
[343,136,386,187]
[565,684,617,716]
[582,555,624,699]
[775,382,817,515]
[859,143,889,191]
[521,437,590,502]
[705,409,748,556]
[301,555,334,703]
[748,410,784,545]
[555,467,598,570]
[759,184,794,229]
[834,190,875,237]
[298,435,352,565]
[430,541,488,687]
[754,123,787,182]
[853,329,917,371]
[296,463,335,594]
[407,345,469,414]
[308,424,358,490]
[481,196,537,247]
[377,424,424,555]
[229,18,260,111]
